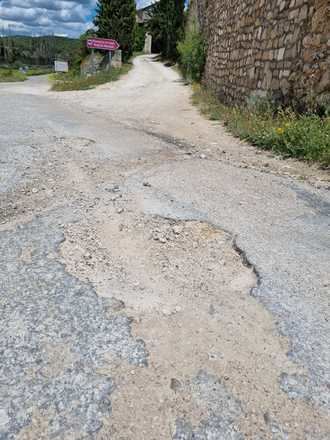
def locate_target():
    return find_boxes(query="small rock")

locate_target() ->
[117,208,124,214]
[173,225,183,235]
[0,408,10,427]
[170,378,182,392]
[143,181,151,187]
[199,154,206,159]
[31,188,38,194]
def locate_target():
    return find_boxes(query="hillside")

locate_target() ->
[0,36,80,67]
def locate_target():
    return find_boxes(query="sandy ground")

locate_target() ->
[0,56,329,439]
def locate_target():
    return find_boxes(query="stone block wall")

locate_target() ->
[189,0,329,106]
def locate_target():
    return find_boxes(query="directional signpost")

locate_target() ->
[87,38,120,51]
[87,38,120,73]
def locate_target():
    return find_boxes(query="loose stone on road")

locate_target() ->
[0,55,329,439]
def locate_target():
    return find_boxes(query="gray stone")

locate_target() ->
[112,50,122,69]
[144,33,152,55]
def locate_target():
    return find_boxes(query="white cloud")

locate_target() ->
[0,0,97,37]
[0,0,154,37]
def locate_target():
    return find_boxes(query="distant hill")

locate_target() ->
[0,36,80,67]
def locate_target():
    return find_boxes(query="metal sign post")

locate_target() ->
[108,51,112,71]
[91,49,96,75]
[86,38,119,74]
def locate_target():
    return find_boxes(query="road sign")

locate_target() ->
[87,38,120,51]
[54,60,69,72]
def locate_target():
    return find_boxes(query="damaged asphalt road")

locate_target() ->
[0,57,329,439]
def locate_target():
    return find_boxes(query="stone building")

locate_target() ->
[189,0,329,107]
[136,4,155,25]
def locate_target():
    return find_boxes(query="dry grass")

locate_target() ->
[192,84,330,167]
[50,64,132,91]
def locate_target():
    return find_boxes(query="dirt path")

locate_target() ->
[0,56,329,439]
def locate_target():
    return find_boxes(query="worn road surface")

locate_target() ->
[0,56,329,439]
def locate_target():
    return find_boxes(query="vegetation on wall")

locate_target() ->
[178,24,206,81]
[192,84,330,166]
[148,0,185,60]
[94,0,136,61]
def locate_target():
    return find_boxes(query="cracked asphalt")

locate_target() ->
[0,56,329,439]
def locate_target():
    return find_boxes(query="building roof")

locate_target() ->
[136,3,156,24]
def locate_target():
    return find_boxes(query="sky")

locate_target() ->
[0,0,153,37]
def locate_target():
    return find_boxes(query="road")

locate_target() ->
[0,56,329,439]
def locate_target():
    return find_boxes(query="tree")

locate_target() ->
[148,0,185,60]
[94,0,136,60]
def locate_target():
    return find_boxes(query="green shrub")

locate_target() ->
[192,84,330,167]
[178,27,206,82]
[134,26,146,53]
[26,67,53,76]
[0,68,26,82]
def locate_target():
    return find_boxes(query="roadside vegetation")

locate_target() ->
[177,25,206,82]
[173,15,330,167]
[0,66,54,82]
[0,68,26,82]
[50,64,132,91]
[192,84,330,166]
[26,67,53,76]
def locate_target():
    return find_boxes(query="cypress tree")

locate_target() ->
[149,0,185,60]
[93,0,136,60]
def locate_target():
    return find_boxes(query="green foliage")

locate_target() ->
[0,68,26,82]
[134,25,146,53]
[178,26,206,81]
[94,0,136,60]
[316,93,330,118]
[0,36,80,67]
[68,29,98,74]
[50,64,132,91]
[26,67,53,76]
[148,0,185,60]
[192,84,330,166]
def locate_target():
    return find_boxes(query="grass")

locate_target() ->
[192,84,330,167]
[0,68,26,82]
[50,64,132,91]
[26,67,53,76]
[0,66,53,82]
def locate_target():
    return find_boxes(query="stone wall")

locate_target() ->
[189,0,329,106]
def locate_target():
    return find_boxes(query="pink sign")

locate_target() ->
[87,38,120,51]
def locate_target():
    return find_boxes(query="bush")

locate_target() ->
[0,68,26,82]
[192,85,330,167]
[26,67,53,76]
[178,27,206,82]
[134,26,145,53]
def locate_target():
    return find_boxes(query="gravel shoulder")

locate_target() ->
[0,57,329,439]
